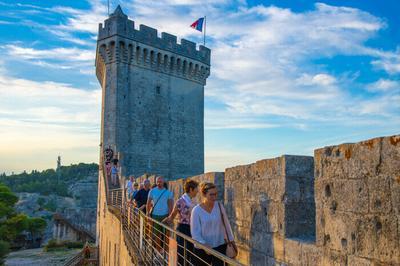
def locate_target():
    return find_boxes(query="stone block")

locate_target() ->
[314,137,383,180]
[368,176,392,214]
[243,157,283,181]
[285,201,315,239]
[273,234,285,262]
[284,239,302,265]
[390,174,400,216]
[236,244,251,266]
[249,250,268,266]
[355,214,399,263]
[380,135,400,176]
[316,208,358,254]
[250,231,274,256]
[301,243,322,266]
[283,155,314,177]
[315,179,369,214]
[321,248,347,266]
[347,255,373,266]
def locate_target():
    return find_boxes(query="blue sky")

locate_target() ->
[0,0,399,174]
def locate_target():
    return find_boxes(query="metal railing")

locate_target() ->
[63,245,98,266]
[120,194,243,266]
[108,188,123,211]
[101,150,243,266]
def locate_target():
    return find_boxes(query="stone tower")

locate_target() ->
[95,6,211,179]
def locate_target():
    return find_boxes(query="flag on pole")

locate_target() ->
[190,17,205,32]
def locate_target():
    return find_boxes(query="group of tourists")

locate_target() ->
[127,175,237,265]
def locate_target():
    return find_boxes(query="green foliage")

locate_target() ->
[0,163,98,197]
[0,183,47,263]
[0,185,18,207]
[27,217,47,235]
[43,199,57,212]
[0,214,29,242]
[0,185,27,262]
[0,240,9,265]
[36,197,46,206]
[43,239,83,252]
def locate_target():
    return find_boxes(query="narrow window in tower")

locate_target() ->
[156,85,161,94]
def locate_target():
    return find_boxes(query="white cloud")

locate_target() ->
[3,45,94,62]
[371,48,400,74]
[366,79,400,92]
[296,73,337,86]
[0,71,101,173]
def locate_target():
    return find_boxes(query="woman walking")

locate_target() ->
[163,179,199,265]
[191,182,237,266]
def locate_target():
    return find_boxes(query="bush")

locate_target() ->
[0,240,10,265]
[44,239,84,252]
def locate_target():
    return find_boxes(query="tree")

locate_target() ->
[0,183,46,263]
[0,240,9,265]
[27,217,47,239]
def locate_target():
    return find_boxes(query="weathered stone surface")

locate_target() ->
[355,214,399,263]
[284,239,302,265]
[315,135,400,265]
[347,255,373,266]
[315,178,369,214]
[368,176,392,214]
[301,243,322,266]
[322,248,347,266]
[314,137,383,180]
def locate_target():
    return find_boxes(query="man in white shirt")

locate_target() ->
[146,176,173,252]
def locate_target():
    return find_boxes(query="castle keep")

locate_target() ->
[95,7,399,266]
[95,6,210,179]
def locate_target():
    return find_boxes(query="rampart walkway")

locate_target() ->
[100,151,244,266]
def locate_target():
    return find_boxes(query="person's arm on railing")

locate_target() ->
[146,191,153,216]
[163,201,178,224]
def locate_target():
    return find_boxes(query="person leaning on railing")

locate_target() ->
[191,182,238,266]
[163,179,199,265]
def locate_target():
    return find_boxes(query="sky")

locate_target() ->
[0,0,399,174]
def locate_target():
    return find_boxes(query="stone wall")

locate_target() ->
[314,135,400,265]
[96,6,210,181]
[222,155,315,265]
[149,135,399,265]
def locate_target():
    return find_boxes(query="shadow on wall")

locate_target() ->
[225,188,275,265]
[249,193,274,265]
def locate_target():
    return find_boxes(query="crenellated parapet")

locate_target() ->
[96,6,210,85]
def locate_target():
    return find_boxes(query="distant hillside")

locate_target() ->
[0,163,99,197]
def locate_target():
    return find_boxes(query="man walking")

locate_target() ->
[134,179,151,212]
[146,176,173,252]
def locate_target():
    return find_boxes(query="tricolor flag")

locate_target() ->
[190,17,205,32]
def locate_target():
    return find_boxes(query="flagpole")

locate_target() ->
[203,16,206,46]
[108,0,110,15]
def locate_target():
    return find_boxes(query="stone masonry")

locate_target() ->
[96,6,210,180]
[159,135,399,265]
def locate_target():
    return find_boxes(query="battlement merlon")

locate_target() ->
[97,5,211,65]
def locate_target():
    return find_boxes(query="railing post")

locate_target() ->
[139,214,144,250]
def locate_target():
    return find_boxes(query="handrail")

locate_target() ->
[53,213,96,241]
[101,149,244,266]
[132,206,243,266]
[63,249,84,266]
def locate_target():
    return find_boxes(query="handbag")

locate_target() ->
[218,202,238,258]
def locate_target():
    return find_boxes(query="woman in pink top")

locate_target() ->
[163,179,199,265]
